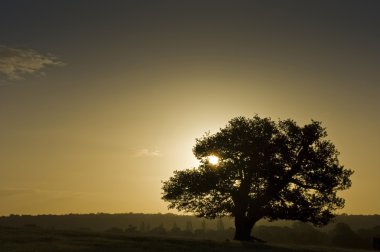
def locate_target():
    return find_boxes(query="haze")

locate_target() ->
[0,1,379,215]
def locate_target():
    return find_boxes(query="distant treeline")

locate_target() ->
[0,213,233,232]
[255,222,380,250]
[0,213,380,249]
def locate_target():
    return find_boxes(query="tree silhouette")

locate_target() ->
[162,116,353,241]
[216,219,225,232]
[185,220,193,233]
[330,222,363,248]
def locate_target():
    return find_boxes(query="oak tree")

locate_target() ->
[162,116,353,241]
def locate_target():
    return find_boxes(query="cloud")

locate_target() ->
[0,188,36,197]
[0,187,92,199]
[0,45,64,80]
[134,148,162,158]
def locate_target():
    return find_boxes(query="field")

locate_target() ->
[0,226,370,252]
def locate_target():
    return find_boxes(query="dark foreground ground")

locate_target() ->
[0,226,370,252]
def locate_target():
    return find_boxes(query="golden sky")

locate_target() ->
[0,1,379,215]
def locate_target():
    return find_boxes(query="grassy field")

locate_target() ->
[0,226,371,252]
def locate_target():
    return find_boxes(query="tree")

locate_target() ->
[216,218,225,232]
[169,222,181,235]
[330,222,363,248]
[185,220,193,233]
[162,116,353,241]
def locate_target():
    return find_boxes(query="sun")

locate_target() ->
[207,155,219,165]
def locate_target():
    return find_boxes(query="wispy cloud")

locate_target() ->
[134,148,162,158]
[0,187,35,197]
[0,45,64,80]
[0,187,92,199]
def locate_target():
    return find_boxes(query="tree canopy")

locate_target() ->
[162,116,353,240]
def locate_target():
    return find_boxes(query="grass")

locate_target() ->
[0,226,370,252]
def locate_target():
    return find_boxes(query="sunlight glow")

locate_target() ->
[208,155,219,165]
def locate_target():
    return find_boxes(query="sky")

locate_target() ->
[0,0,379,216]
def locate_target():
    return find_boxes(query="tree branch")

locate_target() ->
[291,179,319,191]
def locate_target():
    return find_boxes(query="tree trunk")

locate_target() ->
[233,215,256,241]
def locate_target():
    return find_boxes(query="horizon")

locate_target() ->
[1,1,379,216]
[1,212,380,217]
